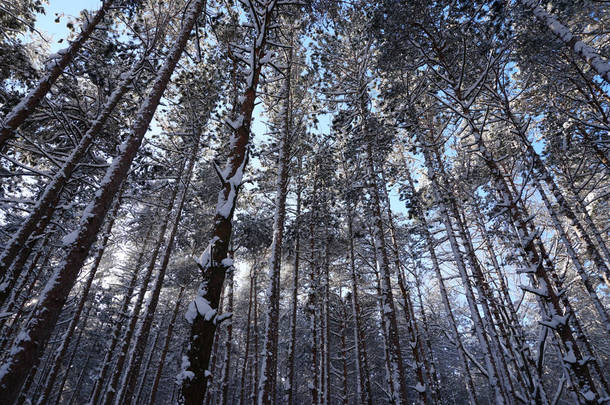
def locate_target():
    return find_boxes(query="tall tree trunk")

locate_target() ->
[364,139,409,404]
[104,168,182,405]
[309,201,320,405]
[134,327,162,405]
[239,267,255,405]
[259,44,293,403]
[220,267,235,405]
[88,227,153,405]
[36,185,123,405]
[380,167,429,405]
[286,157,301,405]
[498,91,610,288]
[51,304,92,405]
[118,139,198,405]
[180,2,276,402]
[346,210,373,405]
[401,158,480,405]
[458,99,602,403]
[0,3,204,400]
[339,297,349,405]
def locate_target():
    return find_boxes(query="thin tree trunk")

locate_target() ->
[346,210,373,405]
[259,44,293,402]
[458,100,602,403]
[50,304,92,405]
[134,327,162,405]
[401,160,479,405]
[380,167,428,405]
[88,226,153,405]
[118,140,198,405]
[286,157,301,405]
[239,268,255,405]
[148,286,184,405]
[104,169,182,405]
[364,139,409,404]
[219,267,235,405]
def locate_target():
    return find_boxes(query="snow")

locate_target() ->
[61,230,79,246]
[176,355,194,384]
[196,236,220,269]
[414,382,426,393]
[563,343,577,364]
[10,331,31,355]
[176,370,194,384]
[520,284,548,297]
[225,114,244,130]
[221,257,234,267]
[581,390,596,401]
[539,314,568,330]
[185,296,216,324]
[0,362,11,380]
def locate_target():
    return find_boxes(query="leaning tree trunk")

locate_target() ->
[180,2,277,403]
[517,0,610,84]
[104,167,182,405]
[458,99,602,403]
[36,190,123,405]
[0,0,116,149]
[401,157,480,405]
[497,89,610,289]
[0,3,203,400]
[50,304,92,405]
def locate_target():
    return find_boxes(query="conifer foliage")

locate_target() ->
[0,0,608,404]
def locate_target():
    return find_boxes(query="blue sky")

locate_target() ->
[34,0,101,52]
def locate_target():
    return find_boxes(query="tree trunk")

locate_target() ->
[259,44,293,403]
[36,185,123,405]
[0,3,204,400]
[364,140,409,404]
[180,2,276,402]
[118,140,198,405]
[0,59,140,282]
[286,157,301,405]
[518,0,610,84]
[104,167,182,405]
[148,286,184,405]
[346,210,373,405]
[88,226,153,405]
